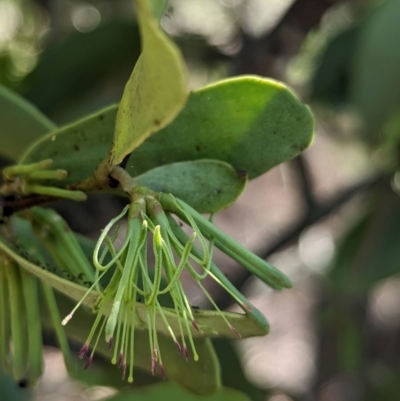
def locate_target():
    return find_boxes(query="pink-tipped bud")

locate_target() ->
[243,303,252,311]
[183,346,189,361]
[121,363,127,380]
[84,355,93,370]
[151,358,157,375]
[160,364,166,380]
[191,319,199,332]
[108,337,114,350]
[229,325,241,338]
[79,344,89,359]
[175,341,182,356]
[117,352,124,368]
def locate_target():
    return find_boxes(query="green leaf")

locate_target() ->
[17,106,247,213]
[102,382,250,401]
[350,0,400,140]
[110,0,187,167]
[0,84,56,161]
[19,105,117,186]
[18,76,313,187]
[135,160,247,213]
[127,76,314,180]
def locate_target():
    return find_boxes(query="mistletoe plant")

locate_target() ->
[0,0,314,398]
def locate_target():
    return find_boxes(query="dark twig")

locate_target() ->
[0,194,60,221]
[292,155,316,211]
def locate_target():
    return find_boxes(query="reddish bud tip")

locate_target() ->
[229,325,241,338]
[117,352,124,368]
[121,364,127,380]
[151,358,157,375]
[79,344,89,359]
[84,356,93,370]
[160,364,166,380]
[243,303,252,311]
[108,337,114,350]
[191,319,199,332]
[175,341,182,356]
[183,346,189,361]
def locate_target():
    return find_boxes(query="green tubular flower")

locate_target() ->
[63,189,287,382]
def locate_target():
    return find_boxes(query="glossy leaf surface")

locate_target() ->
[110,0,187,167]
[127,76,314,179]
[18,75,313,189]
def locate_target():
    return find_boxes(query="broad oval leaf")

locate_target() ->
[135,159,247,213]
[0,84,56,161]
[127,76,315,179]
[19,105,117,186]
[18,75,313,187]
[110,0,188,167]
[18,109,247,212]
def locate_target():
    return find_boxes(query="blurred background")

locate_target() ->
[2,0,400,400]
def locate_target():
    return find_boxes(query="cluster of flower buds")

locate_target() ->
[1,159,86,202]
[62,186,291,382]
